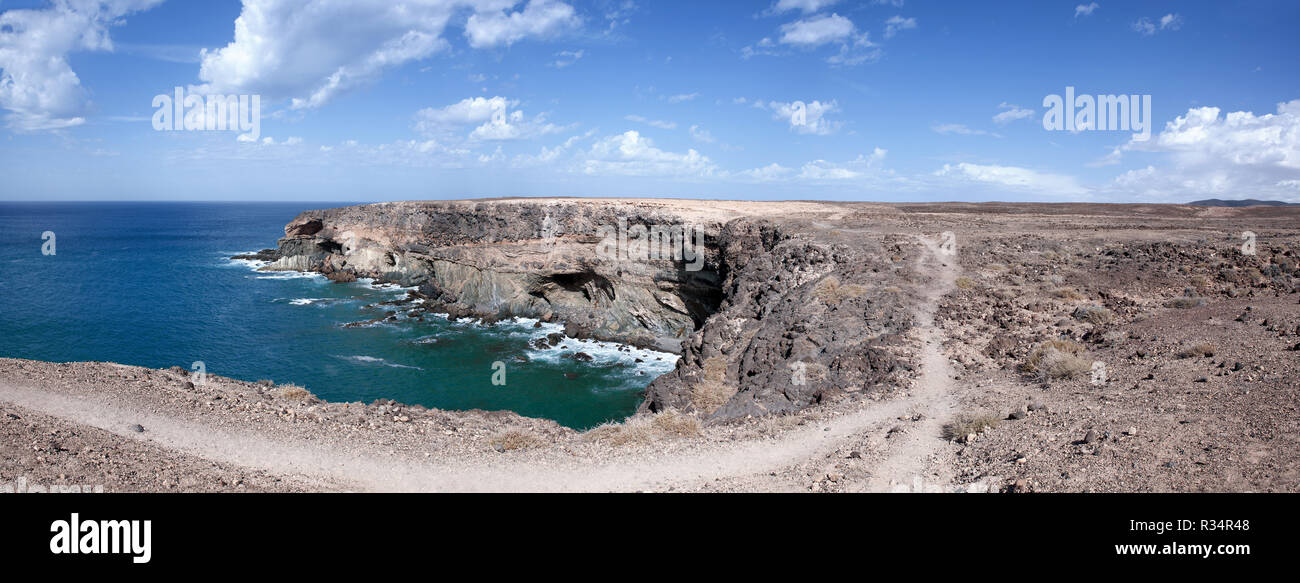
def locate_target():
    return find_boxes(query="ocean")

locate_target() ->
[0,202,676,429]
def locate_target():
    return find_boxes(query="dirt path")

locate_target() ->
[859,234,961,492]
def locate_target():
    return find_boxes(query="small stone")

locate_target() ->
[1083,429,1098,444]
[129,424,145,433]
[1124,426,1138,436]
[847,451,862,459]
[1194,377,1208,383]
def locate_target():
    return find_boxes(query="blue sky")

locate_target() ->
[1,0,1297,202]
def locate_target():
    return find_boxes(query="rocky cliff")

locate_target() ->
[256,199,920,422]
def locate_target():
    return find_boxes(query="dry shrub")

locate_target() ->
[1023,339,1091,380]
[1052,288,1087,301]
[690,357,735,415]
[813,275,868,306]
[1071,304,1113,325]
[584,410,702,446]
[276,384,311,400]
[1177,343,1216,358]
[490,429,546,451]
[955,276,975,290]
[942,412,1002,441]
[1190,275,1212,293]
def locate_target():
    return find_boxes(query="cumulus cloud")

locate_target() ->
[778,13,854,46]
[196,0,580,110]
[465,0,581,49]
[936,162,1086,196]
[735,148,891,184]
[883,15,916,39]
[414,95,562,141]
[582,130,715,177]
[688,124,714,143]
[765,99,841,135]
[1106,100,1300,201]
[0,0,164,131]
[1074,3,1098,18]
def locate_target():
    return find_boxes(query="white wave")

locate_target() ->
[525,332,678,377]
[289,298,326,306]
[335,355,423,370]
[255,271,326,281]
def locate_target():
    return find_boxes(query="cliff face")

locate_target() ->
[262,200,917,422]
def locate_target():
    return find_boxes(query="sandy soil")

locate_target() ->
[2,199,1296,492]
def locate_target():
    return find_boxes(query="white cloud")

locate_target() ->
[767,99,841,135]
[992,102,1035,125]
[766,0,840,14]
[548,48,583,68]
[931,123,1001,137]
[625,114,676,130]
[936,162,1086,196]
[196,0,580,111]
[883,15,916,39]
[736,163,794,182]
[465,0,581,49]
[415,95,562,141]
[1105,100,1300,201]
[582,130,715,177]
[1133,13,1181,36]
[689,124,715,143]
[666,92,699,104]
[1074,3,1098,18]
[779,13,854,46]
[736,149,890,184]
[0,0,164,132]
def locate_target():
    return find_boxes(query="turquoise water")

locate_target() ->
[0,202,676,429]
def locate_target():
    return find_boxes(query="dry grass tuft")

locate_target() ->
[1051,288,1087,301]
[690,357,735,415]
[1071,304,1113,325]
[954,276,975,290]
[1022,339,1092,380]
[490,429,547,451]
[943,412,1002,441]
[276,384,311,400]
[813,275,869,306]
[584,410,702,446]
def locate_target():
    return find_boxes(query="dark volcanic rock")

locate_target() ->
[259,200,919,423]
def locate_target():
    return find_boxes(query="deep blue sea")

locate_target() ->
[0,202,676,429]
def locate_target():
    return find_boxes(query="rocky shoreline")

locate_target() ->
[248,199,921,422]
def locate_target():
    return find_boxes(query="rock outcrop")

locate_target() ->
[259,199,919,422]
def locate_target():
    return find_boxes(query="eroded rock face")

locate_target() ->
[262,200,918,422]
[640,222,915,420]
[265,200,724,353]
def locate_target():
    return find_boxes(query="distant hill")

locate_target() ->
[1188,198,1299,207]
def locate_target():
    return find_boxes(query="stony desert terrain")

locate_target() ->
[2,199,1296,492]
